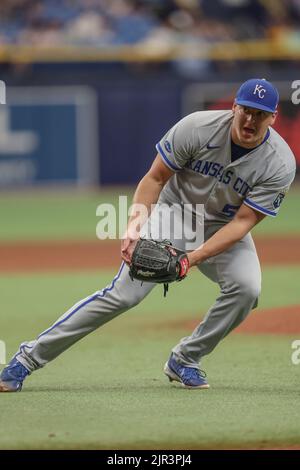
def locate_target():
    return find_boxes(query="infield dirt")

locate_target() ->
[1,236,299,335]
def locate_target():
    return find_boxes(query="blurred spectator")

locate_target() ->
[0,0,299,50]
[65,10,114,46]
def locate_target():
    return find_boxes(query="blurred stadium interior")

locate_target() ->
[0,0,300,187]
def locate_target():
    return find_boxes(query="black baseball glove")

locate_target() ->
[129,239,189,296]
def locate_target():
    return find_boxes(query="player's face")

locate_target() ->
[231,104,277,148]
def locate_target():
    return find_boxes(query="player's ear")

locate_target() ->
[270,110,277,125]
[232,102,237,113]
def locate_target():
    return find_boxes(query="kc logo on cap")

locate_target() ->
[253,84,266,99]
[235,78,279,113]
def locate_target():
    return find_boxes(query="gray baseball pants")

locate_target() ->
[16,212,261,372]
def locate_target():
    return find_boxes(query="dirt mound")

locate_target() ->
[163,305,300,335]
[0,236,299,272]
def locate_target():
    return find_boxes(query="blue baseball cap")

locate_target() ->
[235,78,279,113]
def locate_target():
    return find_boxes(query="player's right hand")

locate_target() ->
[121,237,139,264]
[121,226,140,264]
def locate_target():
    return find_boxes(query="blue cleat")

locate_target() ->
[164,353,209,389]
[0,357,30,392]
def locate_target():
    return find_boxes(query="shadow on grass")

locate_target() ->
[22,382,175,393]
[21,381,298,395]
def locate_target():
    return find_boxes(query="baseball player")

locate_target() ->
[0,78,296,392]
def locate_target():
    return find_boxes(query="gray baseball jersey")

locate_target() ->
[4,110,297,383]
[156,110,296,223]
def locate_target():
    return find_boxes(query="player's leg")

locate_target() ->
[7,263,154,374]
[0,263,155,391]
[0,201,182,391]
[169,232,261,371]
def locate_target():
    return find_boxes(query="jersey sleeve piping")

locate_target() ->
[244,198,277,217]
[156,142,181,172]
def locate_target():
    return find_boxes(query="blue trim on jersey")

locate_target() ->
[244,198,276,217]
[97,262,125,298]
[37,263,125,339]
[156,142,180,171]
[262,128,270,144]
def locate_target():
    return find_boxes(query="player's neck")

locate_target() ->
[231,128,268,150]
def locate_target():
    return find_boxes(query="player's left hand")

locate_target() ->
[129,238,189,284]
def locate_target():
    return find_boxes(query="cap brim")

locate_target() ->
[235,99,276,113]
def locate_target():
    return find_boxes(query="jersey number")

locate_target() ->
[222,204,239,217]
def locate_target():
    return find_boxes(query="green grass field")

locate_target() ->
[0,186,299,241]
[0,187,300,449]
[1,266,300,449]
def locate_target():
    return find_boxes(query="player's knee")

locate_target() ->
[238,278,261,303]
